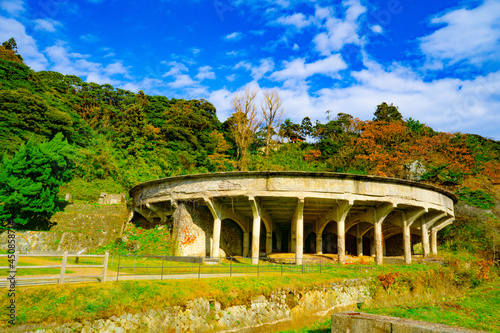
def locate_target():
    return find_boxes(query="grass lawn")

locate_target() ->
[1,263,431,328]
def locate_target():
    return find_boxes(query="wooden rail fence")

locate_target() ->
[1,251,109,286]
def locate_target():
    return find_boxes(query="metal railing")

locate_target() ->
[112,255,335,281]
[1,253,341,286]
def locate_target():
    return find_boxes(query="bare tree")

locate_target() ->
[261,89,284,156]
[229,88,261,170]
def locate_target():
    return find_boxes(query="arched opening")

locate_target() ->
[345,234,357,255]
[272,231,278,252]
[220,218,244,257]
[304,232,316,254]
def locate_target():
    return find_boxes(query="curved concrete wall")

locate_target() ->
[130,172,456,265]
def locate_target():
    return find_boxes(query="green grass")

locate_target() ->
[364,279,500,333]
[1,263,435,328]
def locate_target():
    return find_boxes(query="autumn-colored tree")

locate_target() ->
[261,89,283,156]
[229,89,261,170]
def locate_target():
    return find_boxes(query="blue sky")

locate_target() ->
[1,0,499,139]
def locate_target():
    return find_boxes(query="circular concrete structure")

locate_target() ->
[130,172,457,265]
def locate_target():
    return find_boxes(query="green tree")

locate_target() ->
[0,133,75,230]
[2,38,17,51]
[2,37,23,61]
[373,102,402,122]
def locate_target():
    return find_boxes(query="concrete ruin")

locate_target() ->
[129,172,457,265]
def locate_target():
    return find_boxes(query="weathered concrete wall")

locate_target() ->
[16,279,370,333]
[331,312,486,333]
[0,204,129,254]
[172,203,244,257]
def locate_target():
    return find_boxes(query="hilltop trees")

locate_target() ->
[261,89,283,156]
[229,89,261,170]
[0,134,75,230]
[373,102,402,122]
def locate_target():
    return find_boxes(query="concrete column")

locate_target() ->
[430,228,438,255]
[251,218,260,264]
[243,232,249,257]
[291,229,296,253]
[374,222,383,265]
[337,219,346,264]
[211,217,221,258]
[421,217,430,258]
[276,231,282,252]
[370,232,375,257]
[357,237,363,256]
[249,197,261,265]
[316,233,323,254]
[266,232,272,255]
[373,203,394,265]
[403,214,412,264]
[356,224,363,256]
[295,199,305,265]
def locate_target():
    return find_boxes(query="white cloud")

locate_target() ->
[313,0,366,55]
[271,54,347,80]
[420,0,500,66]
[226,74,237,82]
[167,74,196,88]
[195,65,216,80]
[80,34,100,42]
[104,62,128,75]
[224,32,243,40]
[250,58,274,80]
[0,0,24,15]
[33,18,62,32]
[163,61,188,76]
[371,25,382,34]
[276,13,311,30]
[0,16,48,70]
[292,43,299,51]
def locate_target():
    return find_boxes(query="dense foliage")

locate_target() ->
[0,133,74,229]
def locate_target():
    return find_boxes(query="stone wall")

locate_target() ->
[16,278,371,333]
[0,204,129,254]
[172,203,244,257]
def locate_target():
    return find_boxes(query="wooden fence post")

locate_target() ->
[59,251,68,285]
[101,252,109,283]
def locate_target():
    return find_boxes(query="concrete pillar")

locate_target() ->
[243,232,249,257]
[251,218,260,264]
[421,217,430,258]
[276,230,282,252]
[357,237,363,256]
[291,229,296,253]
[370,232,375,257]
[316,233,323,254]
[374,222,383,265]
[295,199,305,265]
[266,232,272,255]
[430,228,438,255]
[337,219,346,264]
[373,203,394,265]
[403,214,411,264]
[211,217,221,258]
[249,197,261,265]
[356,224,362,256]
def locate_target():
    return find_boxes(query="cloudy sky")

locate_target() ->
[1,0,499,139]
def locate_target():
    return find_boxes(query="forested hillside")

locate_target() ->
[1,45,499,260]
